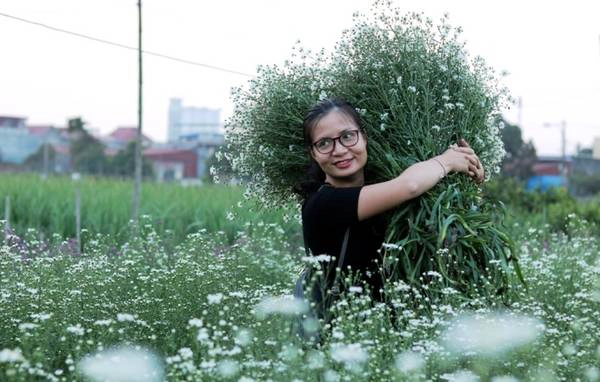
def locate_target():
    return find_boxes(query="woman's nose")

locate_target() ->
[331,140,348,155]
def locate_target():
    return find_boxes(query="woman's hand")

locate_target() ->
[437,139,485,183]
[458,138,485,183]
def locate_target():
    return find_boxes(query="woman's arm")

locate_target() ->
[357,145,484,221]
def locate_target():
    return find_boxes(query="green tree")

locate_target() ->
[202,146,234,183]
[68,117,107,175]
[107,141,153,178]
[500,119,537,180]
[24,144,56,172]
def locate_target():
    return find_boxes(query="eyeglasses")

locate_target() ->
[311,129,361,154]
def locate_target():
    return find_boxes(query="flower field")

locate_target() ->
[1,176,599,381]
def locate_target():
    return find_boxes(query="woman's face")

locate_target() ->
[309,110,367,187]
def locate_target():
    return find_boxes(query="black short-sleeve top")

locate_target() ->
[301,184,387,281]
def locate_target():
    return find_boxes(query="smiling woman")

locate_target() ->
[299,98,483,324]
[225,5,520,322]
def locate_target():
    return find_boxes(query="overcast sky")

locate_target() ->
[1,0,599,156]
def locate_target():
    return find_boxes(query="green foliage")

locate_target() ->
[107,141,154,178]
[499,119,537,179]
[0,212,598,381]
[67,117,108,175]
[484,178,600,234]
[23,143,56,172]
[570,172,600,196]
[203,145,232,184]
[0,173,300,246]
[226,6,515,296]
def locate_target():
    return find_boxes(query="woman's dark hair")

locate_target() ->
[294,98,364,200]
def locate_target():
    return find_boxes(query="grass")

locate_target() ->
[0,190,599,381]
[0,173,300,246]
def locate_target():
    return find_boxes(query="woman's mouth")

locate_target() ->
[334,158,353,169]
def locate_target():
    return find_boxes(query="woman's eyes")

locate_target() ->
[341,131,356,141]
[316,139,332,149]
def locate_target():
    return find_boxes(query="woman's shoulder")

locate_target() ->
[302,183,362,219]
[303,183,342,206]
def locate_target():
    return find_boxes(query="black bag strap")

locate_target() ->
[337,227,350,269]
[303,226,350,268]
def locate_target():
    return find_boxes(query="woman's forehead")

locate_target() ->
[312,111,358,140]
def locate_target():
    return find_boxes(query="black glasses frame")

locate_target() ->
[311,129,361,154]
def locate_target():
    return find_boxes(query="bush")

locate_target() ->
[570,172,600,196]
[485,177,600,234]
[224,4,519,296]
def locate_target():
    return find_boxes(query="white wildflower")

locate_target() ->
[178,347,193,360]
[0,348,25,363]
[78,345,163,382]
[117,313,136,322]
[584,367,599,382]
[188,318,203,328]
[18,323,38,331]
[491,376,520,382]
[207,293,224,304]
[66,324,85,336]
[382,242,402,250]
[441,312,543,355]
[197,328,210,343]
[255,296,308,319]
[31,312,52,321]
[330,343,368,364]
[323,370,340,382]
[217,359,239,378]
[235,329,253,346]
[441,370,480,382]
[395,350,425,373]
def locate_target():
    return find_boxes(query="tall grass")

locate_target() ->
[0,211,598,381]
[0,173,299,245]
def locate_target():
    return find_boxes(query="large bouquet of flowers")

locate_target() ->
[222,2,522,296]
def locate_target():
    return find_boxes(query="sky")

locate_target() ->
[1,0,599,156]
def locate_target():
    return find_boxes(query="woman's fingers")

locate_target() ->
[466,154,479,167]
[458,138,471,148]
[452,146,475,155]
[468,163,479,175]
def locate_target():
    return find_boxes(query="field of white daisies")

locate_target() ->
[2,4,600,381]
[1,187,599,381]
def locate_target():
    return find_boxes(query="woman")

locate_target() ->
[298,98,484,321]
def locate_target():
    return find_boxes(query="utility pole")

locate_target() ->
[132,0,143,225]
[544,120,568,181]
[517,97,523,128]
[42,139,49,180]
[560,120,566,163]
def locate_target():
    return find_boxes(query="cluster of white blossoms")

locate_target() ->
[223,3,508,208]
[223,1,513,293]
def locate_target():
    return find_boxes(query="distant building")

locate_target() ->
[143,138,223,183]
[526,156,572,192]
[593,137,600,160]
[0,116,42,164]
[0,116,26,129]
[168,98,222,143]
[144,146,198,182]
[102,126,153,156]
[27,125,71,172]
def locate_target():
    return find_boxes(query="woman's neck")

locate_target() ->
[325,172,365,188]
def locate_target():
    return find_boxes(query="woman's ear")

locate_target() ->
[308,146,316,160]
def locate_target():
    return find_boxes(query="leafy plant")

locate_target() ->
[224,2,520,296]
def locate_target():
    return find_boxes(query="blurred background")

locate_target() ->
[1,0,599,240]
